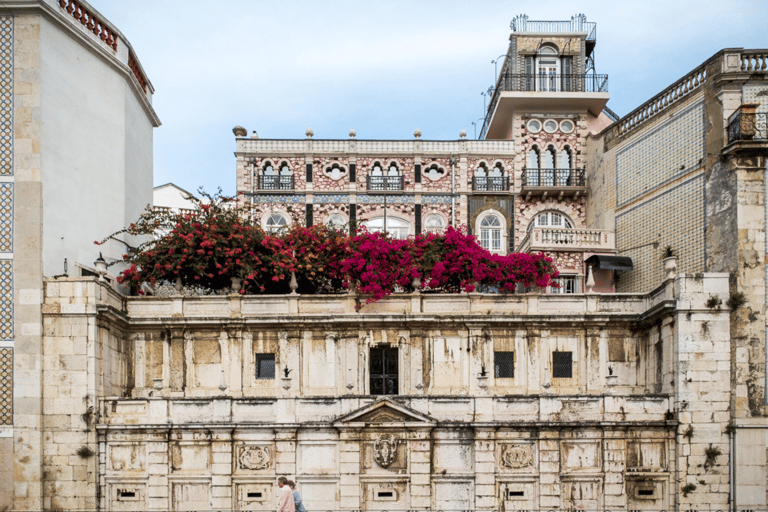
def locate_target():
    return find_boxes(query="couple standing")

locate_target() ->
[277,476,307,512]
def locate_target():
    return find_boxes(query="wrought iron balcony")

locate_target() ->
[257,175,294,190]
[497,73,608,94]
[473,176,510,192]
[728,111,767,144]
[367,175,404,191]
[522,168,585,187]
[510,14,596,42]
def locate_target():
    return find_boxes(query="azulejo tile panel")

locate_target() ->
[313,194,349,204]
[0,260,11,340]
[616,101,704,207]
[422,195,452,204]
[0,16,11,176]
[0,347,10,425]
[0,183,11,252]
[252,194,305,204]
[616,175,704,293]
[357,195,415,204]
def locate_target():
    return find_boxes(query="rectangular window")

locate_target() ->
[306,163,313,182]
[552,351,572,378]
[370,346,398,395]
[494,351,514,378]
[255,354,275,379]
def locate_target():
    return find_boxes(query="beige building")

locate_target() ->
[0,0,160,509]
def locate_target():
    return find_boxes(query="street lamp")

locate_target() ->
[492,54,507,82]
[471,117,485,140]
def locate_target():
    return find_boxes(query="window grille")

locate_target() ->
[255,354,275,379]
[552,351,572,378]
[494,351,514,378]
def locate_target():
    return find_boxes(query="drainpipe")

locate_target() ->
[450,156,456,226]
[249,157,256,222]
[730,427,735,511]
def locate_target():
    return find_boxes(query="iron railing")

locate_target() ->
[728,112,768,143]
[480,74,608,138]
[257,175,294,190]
[473,176,510,192]
[367,175,404,191]
[510,14,596,41]
[522,168,585,187]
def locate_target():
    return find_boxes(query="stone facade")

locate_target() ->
[37,273,732,510]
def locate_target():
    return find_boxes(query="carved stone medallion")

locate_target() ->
[500,444,533,469]
[238,445,271,470]
[373,435,400,468]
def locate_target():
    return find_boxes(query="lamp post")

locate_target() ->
[492,54,506,82]
[471,117,484,140]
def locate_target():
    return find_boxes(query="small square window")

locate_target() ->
[552,351,572,378]
[255,354,275,379]
[494,351,514,378]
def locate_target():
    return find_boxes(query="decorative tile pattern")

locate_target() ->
[0,184,11,252]
[743,85,768,113]
[422,195,452,204]
[313,194,349,204]
[616,175,704,293]
[0,260,11,340]
[357,195,415,204]
[0,16,12,176]
[616,101,704,207]
[0,347,10,425]
[251,194,305,204]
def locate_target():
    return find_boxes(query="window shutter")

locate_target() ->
[525,56,535,91]
[306,163,312,183]
[415,164,421,184]
[349,163,356,182]
[562,57,573,91]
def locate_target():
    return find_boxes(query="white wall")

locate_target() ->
[39,15,153,278]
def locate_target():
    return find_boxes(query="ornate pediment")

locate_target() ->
[333,398,435,427]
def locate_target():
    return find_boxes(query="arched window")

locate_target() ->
[279,163,291,175]
[527,148,540,186]
[387,163,400,176]
[325,164,345,180]
[423,164,445,181]
[537,45,559,91]
[264,212,289,233]
[325,213,346,231]
[529,211,574,244]
[424,215,444,234]
[363,217,410,239]
[490,162,504,177]
[263,162,275,175]
[372,162,383,176]
[477,212,505,253]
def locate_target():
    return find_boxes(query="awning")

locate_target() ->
[586,255,634,271]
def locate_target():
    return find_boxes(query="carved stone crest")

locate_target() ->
[373,435,400,468]
[500,444,533,469]
[238,445,271,470]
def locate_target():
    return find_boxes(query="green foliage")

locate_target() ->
[727,291,747,310]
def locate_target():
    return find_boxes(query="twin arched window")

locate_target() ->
[526,146,574,186]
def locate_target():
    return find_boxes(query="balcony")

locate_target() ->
[521,168,586,198]
[518,228,615,253]
[727,107,767,143]
[367,175,404,191]
[258,175,294,190]
[473,176,510,192]
[481,72,610,140]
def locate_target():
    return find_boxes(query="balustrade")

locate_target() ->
[58,0,118,51]
[522,168,585,188]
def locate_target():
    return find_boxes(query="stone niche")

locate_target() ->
[234,480,274,512]
[560,439,602,472]
[499,479,537,511]
[107,481,146,512]
[362,480,409,509]
[107,443,146,472]
[626,478,667,510]
[562,478,602,510]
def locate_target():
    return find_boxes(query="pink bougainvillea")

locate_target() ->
[97,191,559,304]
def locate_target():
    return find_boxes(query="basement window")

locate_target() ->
[255,354,275,379]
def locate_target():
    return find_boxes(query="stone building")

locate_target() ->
[8,9,768,512]
[0,0,159,509]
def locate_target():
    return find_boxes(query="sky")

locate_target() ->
[93,0,765,197]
